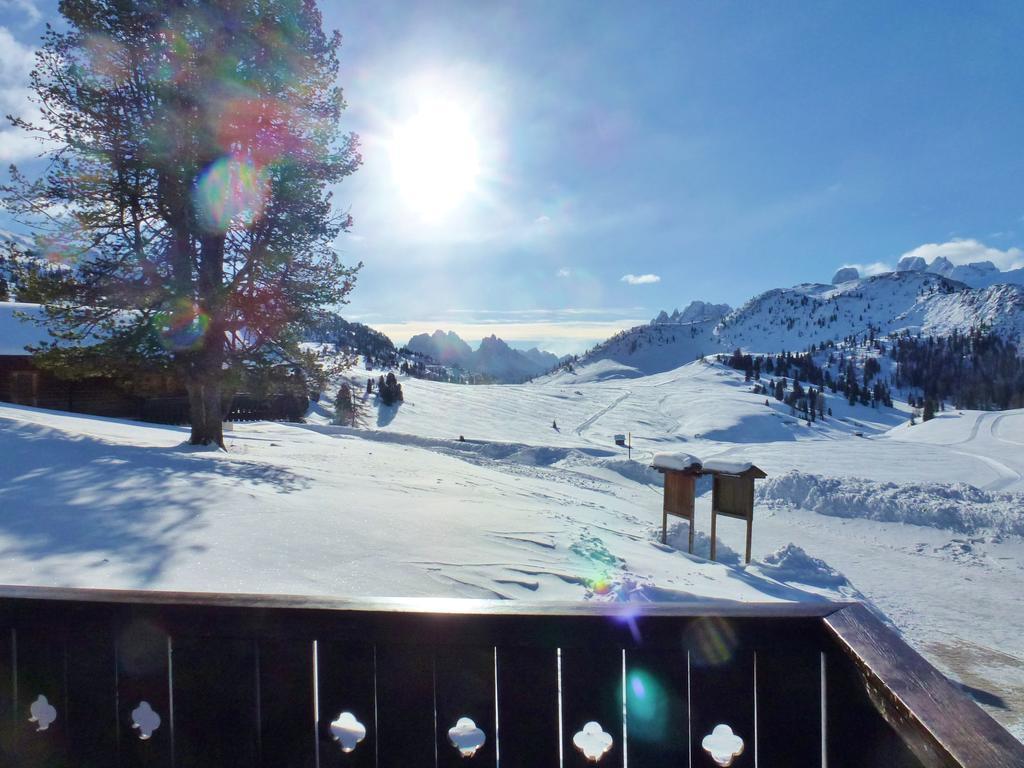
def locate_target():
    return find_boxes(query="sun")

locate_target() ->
[388,98,480,218]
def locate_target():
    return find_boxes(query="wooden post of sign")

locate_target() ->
[710,502,718,561]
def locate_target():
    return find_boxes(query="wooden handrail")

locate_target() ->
[825,602,1024,768]
[0,582,845,617]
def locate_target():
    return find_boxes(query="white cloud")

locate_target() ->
[0,1,41,27]
[0,25,46,162]
[899,238,1024,271]
[839,261,893,277]
[556,267,571,278]
[621,273,660,285]
[0,27,34,83]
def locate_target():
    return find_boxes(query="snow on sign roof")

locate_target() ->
[650,452,702,472]
[701,457,761,475]
[0,303,53,356]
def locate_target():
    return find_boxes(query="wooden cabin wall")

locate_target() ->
[0,356,140,417]
[1,356,310,424]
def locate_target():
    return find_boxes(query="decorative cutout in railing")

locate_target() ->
[701,723,745,767]
[573,721,613,762]
[28,694,57,732]
[330,711,367,752]
[131,701,161,740]
[448,716,486,758]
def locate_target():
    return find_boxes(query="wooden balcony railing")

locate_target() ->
[0,585,1020,767]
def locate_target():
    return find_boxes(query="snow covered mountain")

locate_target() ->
[557,271,1024,381]
[923,257,1024,289]
[650,300,732,325]
[0,229,35,251]
[405,329,559,382]
[715,271,1024,352]
[406,330,475,367]
[834,254,1024,289]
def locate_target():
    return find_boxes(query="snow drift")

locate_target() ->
[757,471,1024,536]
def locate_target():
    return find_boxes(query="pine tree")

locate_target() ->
[335,382,353,425]
[379,371,403,406]
[922,398,935,422]
[2,0,361,447]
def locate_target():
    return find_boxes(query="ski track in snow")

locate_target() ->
[574,390,631,438]
[992,413,1024,447]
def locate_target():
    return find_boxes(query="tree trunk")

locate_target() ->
[187,377,225,448]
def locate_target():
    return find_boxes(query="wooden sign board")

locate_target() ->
[711,475,754,520]
[660,471,697,552]
[709,471,763,564]
[664,472,696,519]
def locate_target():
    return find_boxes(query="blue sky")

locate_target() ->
[2,1,1024,354]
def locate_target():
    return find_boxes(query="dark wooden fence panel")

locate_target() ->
[258,639,315,768]
[116,618,172,768]
[756,646,823,767]
[560,647,623,768]
[376,644,436,768]
[0,629,15,765]
[316,641,376,768]
[494,647,559,768]
[65,621,117,766]
[11,627,68,766]
[625,648,688,768]
[171,636,259,768]
[687,618,755,768]
[435,646,496,768]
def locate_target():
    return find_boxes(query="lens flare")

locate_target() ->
[684,617,738,668]
[626,669,672,742]
[84,34,129,84]
[37,232,82,265]
[194,155,269,232]
[216,98,306,166]
[153,300,210,351]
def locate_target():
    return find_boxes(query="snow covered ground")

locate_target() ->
[1,358,1023,737]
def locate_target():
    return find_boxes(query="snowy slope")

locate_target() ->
[547,318,719,379]
[0,399,843,607]
[3,353,1024,736]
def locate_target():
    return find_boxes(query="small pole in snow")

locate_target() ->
[628,432,631,460]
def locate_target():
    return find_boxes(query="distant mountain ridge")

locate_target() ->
[651,300,732,325]
[406,330,560,383]
[549,271,1024,380]
[832,254,1024,289]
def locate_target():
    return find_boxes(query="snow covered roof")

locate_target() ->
[0,303,53,356]
[651,452,702,472]
[702,457,766,477]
